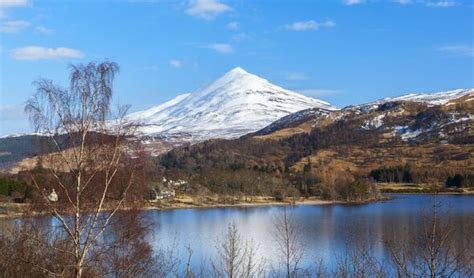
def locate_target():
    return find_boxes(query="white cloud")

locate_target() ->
[0,0,29,18]
[35,26,53,35]
[437,45,474,57]
[186,0,232,20]
[208,43,233,54]
[227,21,239,30]
[426,1,457,7]
[393,0,412,4]
[0,20,30,33]
[285,20,335,31]
[0,0,29,8]
[287,73,307,81]
[343,0,365,5]
[287,20,335,31]
[10,46,84,60]
[297,89,340,97]
[170,59,182,68]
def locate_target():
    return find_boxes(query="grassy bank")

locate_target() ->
[377,183,474,194]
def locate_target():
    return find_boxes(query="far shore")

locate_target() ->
[0,196,389,219]
[146,198,344,211]
[377,183,474,195]
[4,191,474,219]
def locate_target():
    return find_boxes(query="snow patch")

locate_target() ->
[361,114,385,129]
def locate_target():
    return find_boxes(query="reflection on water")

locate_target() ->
[146,194,474,270]
[1,194,472,273]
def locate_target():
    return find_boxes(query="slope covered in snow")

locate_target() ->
[370,88,473,107]
[385,88,473,105]
[252,87,473,142]
[128,67,336,140]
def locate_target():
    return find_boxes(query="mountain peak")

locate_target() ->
[128,68,335,141]
[216,67,254,83]
[228,67,248,74]
[197,67,270,97]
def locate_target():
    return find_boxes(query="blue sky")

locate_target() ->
[0,0,473,135]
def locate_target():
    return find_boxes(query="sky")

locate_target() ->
[0,0,473,136]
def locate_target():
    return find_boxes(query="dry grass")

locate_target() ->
[291,144,474,176]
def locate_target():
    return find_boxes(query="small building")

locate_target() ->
[48,189,58,202]
[149,187,175,201]
[147,177,185,201]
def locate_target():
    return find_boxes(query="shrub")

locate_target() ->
[0,177,28,197]
[445,174,474,188]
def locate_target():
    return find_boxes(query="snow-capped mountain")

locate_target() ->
[382,88,473,105]
[351,88,474,112]
[127,67,336,141]
[254,88,473,142]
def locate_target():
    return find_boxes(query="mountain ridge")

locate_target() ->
[254,89,474,141]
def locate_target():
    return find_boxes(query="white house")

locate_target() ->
[48,189,58,202]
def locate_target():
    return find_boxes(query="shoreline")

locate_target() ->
[144,198,344,211]
[0,197,379,219]
[4,192,474,219]
[384,192,474,195]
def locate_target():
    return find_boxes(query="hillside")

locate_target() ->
[158,89,474,197]
[2,88,473,199]
[0,135,59,169]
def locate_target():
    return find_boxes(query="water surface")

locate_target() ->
[147,194,474,271]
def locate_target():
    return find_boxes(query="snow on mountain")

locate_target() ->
[374,88,473,106]
[350,88,474,142]
[127,67,336,140]
[345,88,473,114]
[253,88,473,140]
[254,107,333,136]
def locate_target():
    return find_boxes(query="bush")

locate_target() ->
[0,177,28,197]
[335,179,375,202]
[446,174,464,188]
[445,174,474,188]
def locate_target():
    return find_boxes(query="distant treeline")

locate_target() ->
[369,164,474,188]
[369,164,413,183]
[445,174,474,188]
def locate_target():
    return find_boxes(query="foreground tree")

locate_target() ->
[272,207,305,277]
[213,222,265,277]
[385,201,474,277]
[22,61,144,277]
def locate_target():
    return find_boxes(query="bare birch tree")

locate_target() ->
[272,207,305,278]
[213,222,265,277]
[334,224,387,278]
[385,201,473,277]
[23,61,143,277]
